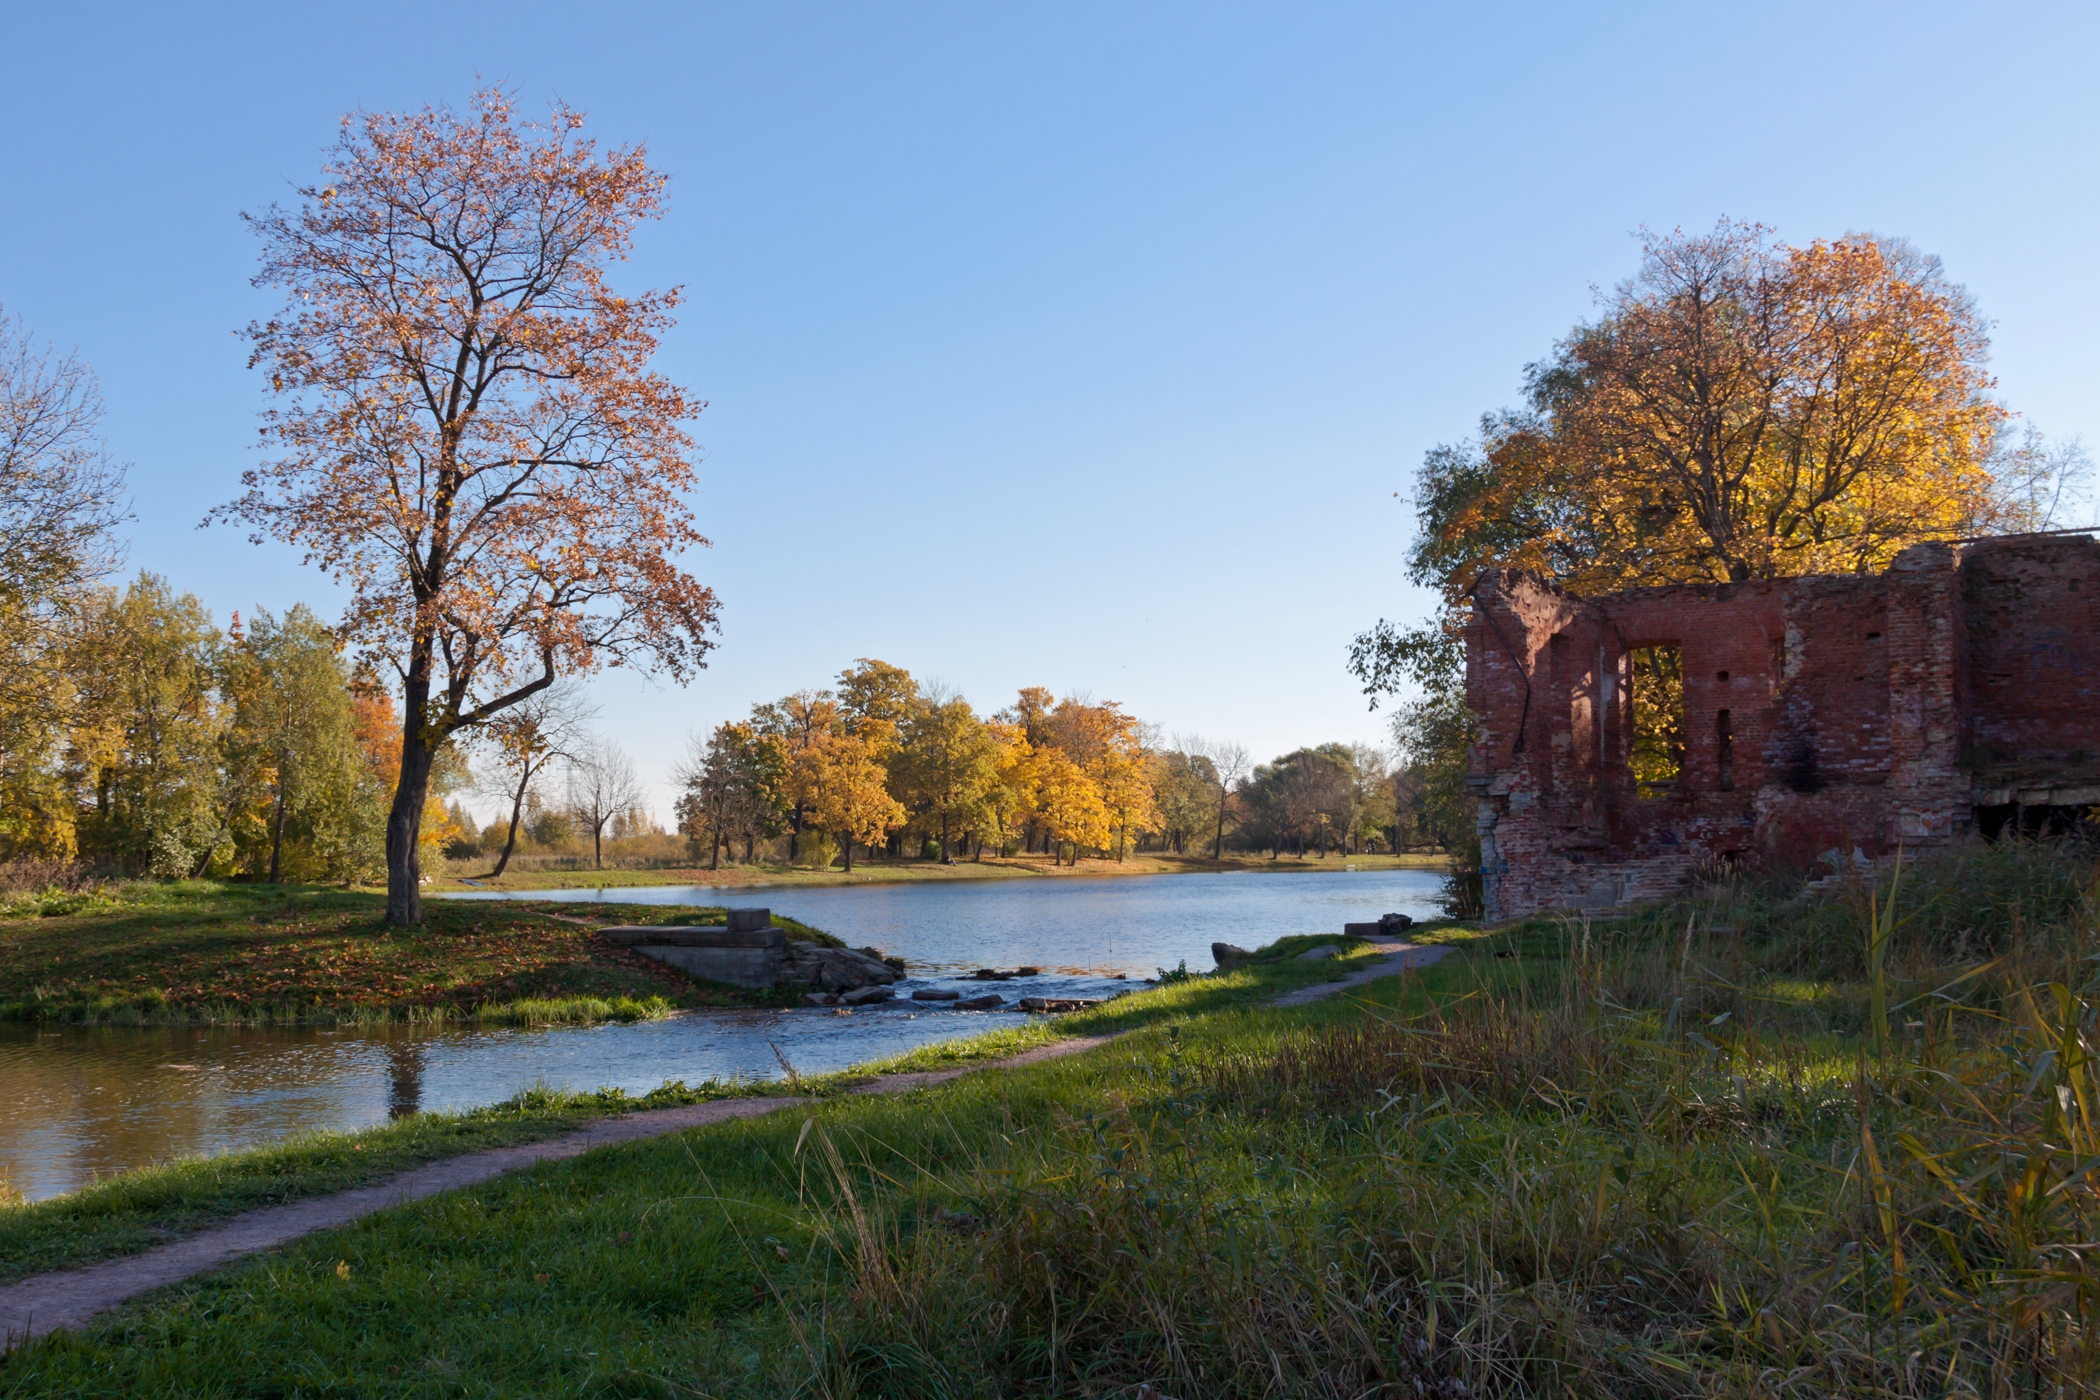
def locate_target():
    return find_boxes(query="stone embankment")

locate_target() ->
[601,907,904,993]
[612,909,1103,1014]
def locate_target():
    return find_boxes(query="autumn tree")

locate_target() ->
[977,720,1035,857]
[1352,222,2087,701]
[0,309,130,858]
[219,604,378,883]
[67,574,226,876]
[791,729,903,873]
[674,720,786,870]
[1417,223,2017,603]
[1000,687,1055,746]
[1031,745,1110,864]
[836,658,921,737]
[473,681,594,877]
[220,89,717,925]
[893,694,999,861]
[751,690,842,861]
[1149,745,1216,855]
[1041,696,1155,860]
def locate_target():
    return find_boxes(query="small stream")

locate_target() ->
[0,867,1445,1201]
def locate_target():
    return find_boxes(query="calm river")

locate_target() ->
[0,867,1442,1201]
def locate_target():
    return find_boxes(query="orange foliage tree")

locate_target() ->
[219,89,717,925]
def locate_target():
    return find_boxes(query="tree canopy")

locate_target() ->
[218,88,717,925]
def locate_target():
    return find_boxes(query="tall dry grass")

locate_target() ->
[768,839,2100,1398]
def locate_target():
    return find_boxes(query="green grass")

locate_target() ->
[0,884,849,1025]
[8,842,2098,1394]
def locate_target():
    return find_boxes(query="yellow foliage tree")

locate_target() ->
[1409,222,2023,605]
[791,730,903,873]
[977,721,1036,856]
[1041,696,1156,860]
[1031,745,1110,865]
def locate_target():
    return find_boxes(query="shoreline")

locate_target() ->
[0,936,1432,1269]
[428,850,1452,895]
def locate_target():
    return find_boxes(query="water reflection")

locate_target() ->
[386,1041,424,1119]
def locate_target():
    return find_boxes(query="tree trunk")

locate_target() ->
[490,768,529,878]
[842,834,853,873]
[267,772,287,884]
[594,819,604,869]
[709,827,721,871]
[385,697,436,927]
[1213,793,1227,861]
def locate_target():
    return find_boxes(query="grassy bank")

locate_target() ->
[4,841,2096,1395]
[0,942,1372,1283]
[431,849,1449,893]
[0,883,845,1025]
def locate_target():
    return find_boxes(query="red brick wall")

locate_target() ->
[1466,536,2096,919]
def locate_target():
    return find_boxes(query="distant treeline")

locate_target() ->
[672,660,1455,871]
[0,573,1465,883]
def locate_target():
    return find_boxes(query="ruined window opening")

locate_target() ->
[1865,631,1881,641]
[1628,645,1685,798]
[1716,709,1734,791]
[1716,670,1729,682]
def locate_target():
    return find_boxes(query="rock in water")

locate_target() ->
[784,944,900,991]
[954,993,1005,1010]
[841,985,895,1006]
[911,988,960,1001]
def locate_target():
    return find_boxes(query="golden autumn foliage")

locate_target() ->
[790,729,904,872]
[678,664,1198,868]
[220,87,717,925]
[1410,222,2022,606]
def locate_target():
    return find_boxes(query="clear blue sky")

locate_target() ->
[4,2,2096,821]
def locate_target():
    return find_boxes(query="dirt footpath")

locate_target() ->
[0,1034,1117,1349]
[1267,939,1451,1007]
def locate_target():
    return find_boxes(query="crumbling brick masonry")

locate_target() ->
[1466,534,2100,920]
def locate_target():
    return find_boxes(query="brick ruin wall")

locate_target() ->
[1465,534,2100,921]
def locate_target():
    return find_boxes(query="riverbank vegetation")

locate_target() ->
[0,882,840,1025]
[7,839,2096,1393]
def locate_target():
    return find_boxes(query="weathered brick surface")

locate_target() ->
[1466,535,2100,920]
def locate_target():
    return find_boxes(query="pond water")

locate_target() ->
[0,867,1444,1202]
